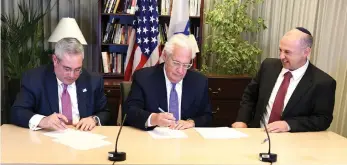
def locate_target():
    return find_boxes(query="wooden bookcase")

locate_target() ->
[97,0,205,80]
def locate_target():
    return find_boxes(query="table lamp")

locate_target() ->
[48,17,87,45]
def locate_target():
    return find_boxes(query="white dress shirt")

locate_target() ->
[28,78,80,130]
[146,65,183,126]
[262,60,309,129]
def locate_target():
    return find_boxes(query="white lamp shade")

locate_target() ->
[48,17,87,45]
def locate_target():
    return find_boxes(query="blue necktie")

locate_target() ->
[169,83,179,121]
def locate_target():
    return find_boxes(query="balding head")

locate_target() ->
[283,28,313,49]
[279,27,312,70]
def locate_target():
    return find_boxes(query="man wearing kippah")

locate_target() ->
[232,27,336,133]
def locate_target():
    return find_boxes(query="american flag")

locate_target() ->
[124,0,160,81]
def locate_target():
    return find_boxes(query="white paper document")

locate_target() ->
[148,127,188,139]
[43,128,111,150]
[194,127,248,139]
[43,128,107,140]
[52,138,112,150]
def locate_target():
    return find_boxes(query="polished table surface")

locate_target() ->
[1,124,347,165]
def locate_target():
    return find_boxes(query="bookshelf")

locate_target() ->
[97,1,251,127]
[97,0,204,79]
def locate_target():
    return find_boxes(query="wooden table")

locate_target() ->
[1,124,347,165]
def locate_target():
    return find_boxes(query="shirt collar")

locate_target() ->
[280,59,309,80]
[56,78,76,88]
[163,64,183,88]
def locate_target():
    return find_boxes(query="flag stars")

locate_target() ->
[142,6,146,11]
[135,5,139,11]
[149,5,154,12]
[156,17,159,23]
[137,38,142,44]
[143,27,148,34]
[145,48,150,54]
[150,16,155,23]
[143,37,149,44]
[151,37,157,43]
[137,28,142,34]
[143,17,147,23]
[151,26,156,33]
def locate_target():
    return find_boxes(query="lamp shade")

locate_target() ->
[48,17,87,45]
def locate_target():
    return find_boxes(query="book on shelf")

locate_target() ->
[103,0,201,16]
[103,0,121,14]
[101,52,123,74]
[102,18,133,44]
[160,0,200,16]
[103,0,138,14]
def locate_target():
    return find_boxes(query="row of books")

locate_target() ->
[103,0,201,16]
[103,18,133,44]
[103,0,137,14]
[101,52,123,73]
[160,0,201,16]
[102,22,200,45]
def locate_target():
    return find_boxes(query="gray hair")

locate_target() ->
[54,38,84,60]
[301,35,313,48]
[163,34,196,59]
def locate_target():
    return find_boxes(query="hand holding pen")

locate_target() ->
[150,107,176,127]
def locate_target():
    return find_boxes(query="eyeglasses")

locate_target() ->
[57,59,82,75]
[170,56,193,70]
[62,67,82,75]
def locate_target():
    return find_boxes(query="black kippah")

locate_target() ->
[296,27,312,36]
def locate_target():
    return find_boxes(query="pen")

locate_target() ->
[158,107,177,125]
[158,107,165,113]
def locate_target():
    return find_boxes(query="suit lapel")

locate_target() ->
[44,65,59,114]
[283,63,313,116]
[181,73,193,119]
[261,61,282,112]
[155,64,168,112]
[76,72,88,118]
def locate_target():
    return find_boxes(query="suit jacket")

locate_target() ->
[11,64,110,128]
[236,58,336,132]
[124,63,212,130]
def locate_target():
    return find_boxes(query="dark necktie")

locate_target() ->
[268,71,292,124]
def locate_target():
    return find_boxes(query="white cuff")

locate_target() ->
[29,114,46,131]
[286,122,291,131]
[145,114,154,127]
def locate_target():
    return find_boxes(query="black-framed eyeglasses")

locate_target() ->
[169,56,193,70]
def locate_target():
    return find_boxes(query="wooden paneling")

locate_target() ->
[208,76,251,127]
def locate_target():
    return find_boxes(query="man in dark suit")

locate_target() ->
[11,38,109,131]
[232,27,336,133]
[124,34,212,130]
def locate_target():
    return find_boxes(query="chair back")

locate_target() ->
[120,81,132,105]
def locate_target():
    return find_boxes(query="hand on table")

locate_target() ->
[38,113,68,130]
[231,122,248,128]
[151,113,176,127]
[170,120,195,130]
[266,121,290,133]
[75,116,97,131]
